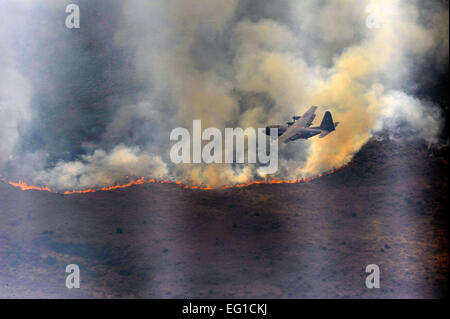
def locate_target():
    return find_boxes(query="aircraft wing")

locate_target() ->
[278,106,318,143]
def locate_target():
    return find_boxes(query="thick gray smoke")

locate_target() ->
[0,0,448,190]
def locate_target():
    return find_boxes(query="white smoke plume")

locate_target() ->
[0,2,33,167]
[0,0,448,190]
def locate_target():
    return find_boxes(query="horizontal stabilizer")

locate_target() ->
[319,131,330,138]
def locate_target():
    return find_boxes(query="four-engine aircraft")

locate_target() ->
[265,106,339,143]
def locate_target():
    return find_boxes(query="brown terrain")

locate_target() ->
[0,138,448,298]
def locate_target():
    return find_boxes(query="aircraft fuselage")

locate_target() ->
[264,107,339,143]
[265,125,322,140]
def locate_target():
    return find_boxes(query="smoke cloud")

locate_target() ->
[0,0,448,190]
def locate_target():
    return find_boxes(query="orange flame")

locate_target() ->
[5,164,349,194]
[8,181,52,192]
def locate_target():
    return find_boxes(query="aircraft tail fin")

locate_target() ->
[319,111,335,132]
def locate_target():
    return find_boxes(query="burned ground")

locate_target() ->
[0,139,448,298]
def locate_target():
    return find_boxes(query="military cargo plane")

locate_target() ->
[265,106,339,143]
